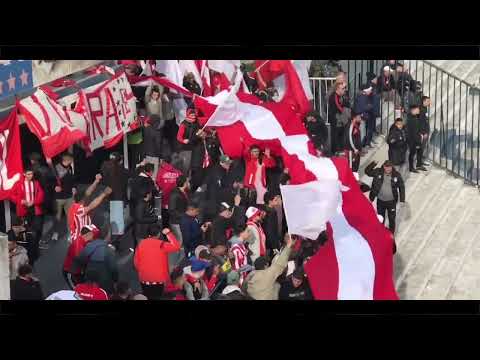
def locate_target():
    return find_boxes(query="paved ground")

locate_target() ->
[33,192,143,297]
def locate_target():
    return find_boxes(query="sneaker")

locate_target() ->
[417,166,427,171]
[51,232,59,242]
[39,241,49,250]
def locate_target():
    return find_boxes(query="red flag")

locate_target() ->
[18,89,88,159]
[193,80,397,299]
[0,109,24,201]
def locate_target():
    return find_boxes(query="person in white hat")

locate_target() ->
[245,206,267,263]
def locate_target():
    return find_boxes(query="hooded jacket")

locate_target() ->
[156,162,182,209]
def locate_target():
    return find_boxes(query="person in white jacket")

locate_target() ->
[245,207,267,264]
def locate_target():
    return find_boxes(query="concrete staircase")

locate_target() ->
[355,60,480,299]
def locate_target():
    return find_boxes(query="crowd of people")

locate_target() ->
[7,59,430,300]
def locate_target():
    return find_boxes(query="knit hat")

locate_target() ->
[245,206,261,221]
[383,160,393,167]
[226,271,241,285]
[292,268,305,281]
[194,245,210,259]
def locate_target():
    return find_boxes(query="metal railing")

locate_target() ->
[309,77,336,124]
[317,60,480,186]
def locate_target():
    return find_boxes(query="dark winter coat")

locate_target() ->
[387,125,408,165]
[72,239,119,294]
[180,214,204,256]
[344,120,362,152]
[134,199,158,240]
[279,277,313,300]
[101,160,131,202]
[10,277,44,300]
[406,114,423,148]
[263,207,281,252]
[377,74,396,93]
[353,93,374,120]
[204,164,236,215]
[168,188,189,224]
[365,162,406,203]
[143,123,163,158]
[419,106,431,136]
[305,119,329,150]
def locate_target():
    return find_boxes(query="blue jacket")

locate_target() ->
[354,93,374,119]
[180,214,203,256]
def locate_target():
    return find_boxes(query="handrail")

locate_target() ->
[421,60,478,88]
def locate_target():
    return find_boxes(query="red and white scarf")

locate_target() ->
[247,221,266,257]
[24,180,35,203]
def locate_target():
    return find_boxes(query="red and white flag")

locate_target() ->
[0,110,24,200]
[254,60,312,116]
[18,88,89,158]
[194,72,397,300]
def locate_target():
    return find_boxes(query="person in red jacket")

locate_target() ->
[163,268,187,300]
[242,141,276,205]
[74,269,109,301]
[11,168,45,264]
[63,224,101,289]
[134,225,181,299]
[156,158,183,226]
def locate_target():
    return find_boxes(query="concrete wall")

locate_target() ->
[0,233,10,300]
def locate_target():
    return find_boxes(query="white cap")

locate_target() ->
[245,206,261,220]
[383,66,391,72]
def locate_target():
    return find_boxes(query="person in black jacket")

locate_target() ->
[387,118,409,171]
[10,264,44,300]
[419,96,431,166]
[129,163,158,212]
[208,196,242,251]
[263,191,282,256]
[304,111,329,155]
[407,104,427,173]
[204,155,235,220]
[344,112,363,172]
[365,160,406,233]
[133,191,161,247]
[168,175,191,264]
[328,81,349,154]
[183,73,201,107]
[279,268,313,300]
[176,109,205,179]
[396,63,416,110]
[143,116,164,179]
[29,152,56,215]
[377,66,397,102]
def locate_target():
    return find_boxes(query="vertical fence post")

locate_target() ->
[446,75,450,170]
[471,91,475,183]
[433,69,438,164]
[4,201,11,232]
[477,91,480,186]
[464,85,468,181]
[0,232,10,299]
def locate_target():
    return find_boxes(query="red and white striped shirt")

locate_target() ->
[231,242,248,271]
[68,203,92,241]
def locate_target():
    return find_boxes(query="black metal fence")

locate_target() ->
[340,60,480,186]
